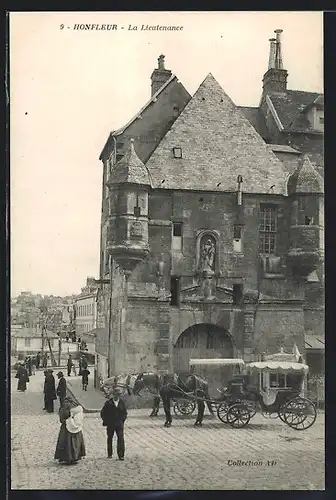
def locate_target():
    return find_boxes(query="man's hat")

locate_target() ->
[57,371,63,377]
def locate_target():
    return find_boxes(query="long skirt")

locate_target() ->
[17,378,27,391]
[54,424,86,463]
[45,395,55,413]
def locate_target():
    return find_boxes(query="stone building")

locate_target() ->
[75,277,98,336]
[95,31,324,382]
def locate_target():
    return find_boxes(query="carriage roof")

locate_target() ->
[189,358,245,366]
[247,361,309,373]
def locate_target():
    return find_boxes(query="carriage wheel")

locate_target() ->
[244,401,257,419]
[173,400,196,416]
[282,397,317,431]
[216,401,230,423]
[226,403,251,428]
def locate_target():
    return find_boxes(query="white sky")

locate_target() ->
[10,11,323,297]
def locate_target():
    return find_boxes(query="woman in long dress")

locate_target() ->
[44,369,57,413]
[54,398,86,465]
[15,363,30,391]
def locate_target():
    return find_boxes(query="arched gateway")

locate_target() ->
[173,323,233,371]
[173,324,234,397]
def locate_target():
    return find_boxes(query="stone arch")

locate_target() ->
[173,323,236,397]
[173,323,233,372]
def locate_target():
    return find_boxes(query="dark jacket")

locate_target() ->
[44,374,57,400]
[101,399,127,428]
[56,377,67,397]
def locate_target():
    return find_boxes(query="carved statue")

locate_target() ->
[200,236,216,273]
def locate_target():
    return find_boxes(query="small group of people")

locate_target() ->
[43,369,69,412]
[67,355,90,391]
[52,383,127,464]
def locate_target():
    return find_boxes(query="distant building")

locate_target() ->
[75,278,98,337]
[11,326,59,357]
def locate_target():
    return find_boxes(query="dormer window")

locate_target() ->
[173,147,182,159]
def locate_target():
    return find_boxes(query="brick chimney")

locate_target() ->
[150,55,172,96]
[262,29,288,94]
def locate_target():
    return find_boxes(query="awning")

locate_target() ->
[189,358,245,366]
[305,334,325,350]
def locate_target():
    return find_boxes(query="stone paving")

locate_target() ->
[11,369,325,490]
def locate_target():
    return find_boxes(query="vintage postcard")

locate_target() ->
[9,11,324,491]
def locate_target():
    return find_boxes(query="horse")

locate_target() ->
[101,372,215,427]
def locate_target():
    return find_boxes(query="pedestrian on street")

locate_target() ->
[43,370,48,409]
[54,397,86,465]
[44,369,57,413]
[31,357,36,376]
[25,356,32,376]
[15,363,30,392]
[42,353,48,368]
[67,355,73,377]
[100,387,127,461]
[81,356,88,371]
[56,371,67,407]
[81,368,90,391]
[71,359,77,376]
[36,352,41,370]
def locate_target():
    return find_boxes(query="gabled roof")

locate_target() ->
[145,74,288,194]
[269,90,323,133]
[99,74,181,160]
[108,138,152,186]
[287,154,324,195]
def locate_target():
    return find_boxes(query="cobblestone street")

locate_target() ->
[11,370,325,490]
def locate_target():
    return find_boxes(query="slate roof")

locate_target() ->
[145,74,288,194]
[238,106,270,140]
[108,138,152,186]
[269,90,323,132]
[99,74,187,160]
[287,154,324,195]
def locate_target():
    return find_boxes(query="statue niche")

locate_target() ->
[197,233,218,276]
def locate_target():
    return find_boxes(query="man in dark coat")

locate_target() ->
[81,356,88,371]
[25,356,32,376]
[15,364,29,391]
[44,369,57,413]
[36,352,41,370]
[67,355,73,377]
[81,368,90,391]
[42,353,48,368]
[56,372,67,407]
[100,388,127,460]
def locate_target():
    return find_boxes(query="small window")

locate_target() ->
[233,225,243,252]
[172,223,182,252]
[173,222,182,237]
[234,225,242,240]
[319,116,324,124]
[134,206,141,217]
[305,216,314,225]
[232,284,243,306]
[173,147,182,159]
[170,276,180,306]
[173,105,179,118]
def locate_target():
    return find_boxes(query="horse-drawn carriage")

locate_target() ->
[215,360,317,430]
